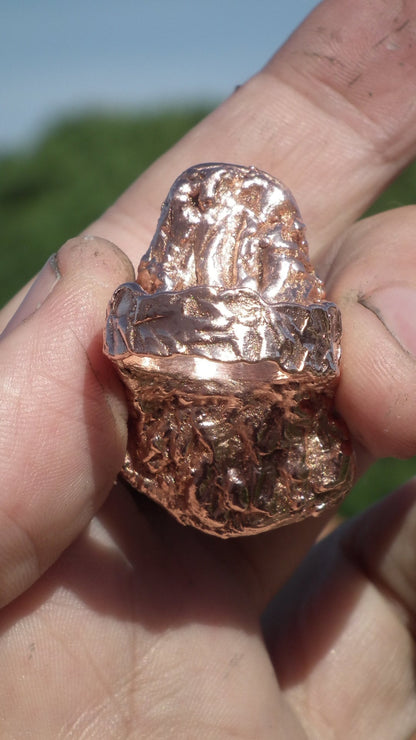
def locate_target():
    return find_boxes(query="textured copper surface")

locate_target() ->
[104,163,354,537]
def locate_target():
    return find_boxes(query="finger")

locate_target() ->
[0,236,134,607]
[263,481,416,737]
[87,0,416,263]
[327,205,416,459]
[5,5,415,331]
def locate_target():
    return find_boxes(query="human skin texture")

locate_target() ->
[2,1,416,737]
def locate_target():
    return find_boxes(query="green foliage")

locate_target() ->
[0,107,211,305]
[1,106,415,517]
[365,160,416,216]
[341,456,416,517]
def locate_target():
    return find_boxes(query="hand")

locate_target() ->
[1,1,416,736]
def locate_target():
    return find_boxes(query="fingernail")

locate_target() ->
[2,254,61,337]
[360,283,416,357]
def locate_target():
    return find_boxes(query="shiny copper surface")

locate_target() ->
[104,163,354,537]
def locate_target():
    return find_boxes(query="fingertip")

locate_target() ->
[329,209,416,459]
[57,235,135,288]
[0,235,135,606]
[1,236,135,340]
[337,298,416,457]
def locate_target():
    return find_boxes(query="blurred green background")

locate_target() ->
[1,107,416,516]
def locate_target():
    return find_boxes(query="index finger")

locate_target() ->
[89,0,416,265]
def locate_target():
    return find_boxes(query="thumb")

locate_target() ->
[0,236,134,607]
[327,206,416,460]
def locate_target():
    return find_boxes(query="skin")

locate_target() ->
[1,0,416,736]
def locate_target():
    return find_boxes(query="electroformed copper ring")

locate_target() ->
[104,163,354,538]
